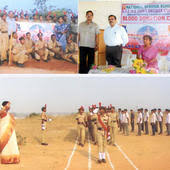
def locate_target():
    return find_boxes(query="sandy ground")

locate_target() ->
[0,58,78,74]
[0,114,170,170]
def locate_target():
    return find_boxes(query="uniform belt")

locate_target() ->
[106,44,122,48]
[98,127,104,130]
[2,31,8,33]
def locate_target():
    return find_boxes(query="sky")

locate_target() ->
[0,75,169,115]
[0,0,78,13]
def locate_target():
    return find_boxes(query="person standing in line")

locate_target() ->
[157,108,163,135]
[104,15,128,67]
[137,109,143,136]
[165,109,170,136]
[122,109,129,136]
[144,109,149,135]
[130,109,135,132]
[78,10,99,73]
[118,108,122,131]
[141,108,144,132]
[150,109,157,136]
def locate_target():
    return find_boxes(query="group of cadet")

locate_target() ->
[0,11,78,67]
[75,104,170,164]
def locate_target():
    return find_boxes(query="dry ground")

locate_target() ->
[0,58,77,74]
[0,114,170,170]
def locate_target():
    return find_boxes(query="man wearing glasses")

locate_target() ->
[104,15,128,67]
[78,10,99,73]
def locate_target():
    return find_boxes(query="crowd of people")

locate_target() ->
[75,104,170,163]
[0,11,78,67]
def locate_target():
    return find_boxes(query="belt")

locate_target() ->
[106,44,122,48]
[2,31,8,33]
[111,120,116,123]
[98,127,104,131]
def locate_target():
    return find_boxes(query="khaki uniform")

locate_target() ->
[12,42,28,64]
[108,112,118,145]
[76,113,87,145]
[47,40,61,58]
[35,40,48,61]
[0,19,9,61]
[91,113,98,143]
[87,112,93,140]
[97,114,108,153]
[25,38,35,57]
[64,42,78,63]
[41,111,48,143]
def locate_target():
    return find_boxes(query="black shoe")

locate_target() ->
[41,143,48,145]
[43,60,48,62]
[98,159,102,164]
[102,159,106,163]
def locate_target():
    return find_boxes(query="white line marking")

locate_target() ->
[64,138,78,170]
[115,143,139,170]
[88,136,92,170]
[106,152,115,170]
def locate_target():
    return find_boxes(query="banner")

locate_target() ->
[121,3,170,58]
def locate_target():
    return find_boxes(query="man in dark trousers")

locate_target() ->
[130,109,135,132]
[78,10,99,73]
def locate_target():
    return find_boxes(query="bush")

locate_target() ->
[28,113,40,118]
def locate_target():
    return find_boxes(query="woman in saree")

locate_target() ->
[0,101,20,164]
[54,16,70,51]
[137,35,159,73]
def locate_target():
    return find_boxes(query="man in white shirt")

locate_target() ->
[157,108,163,135]
[104,15,128,67]
[144,109,149,135]
[122,109,129,136]
[165,109,170,136]
[154,109,158,133]
[137,109,143,136]
[150,109,157,136]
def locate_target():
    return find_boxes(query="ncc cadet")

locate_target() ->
[150,109,157,136]
[87,107,93,141]
[12,36,28,67]
[122,109,129,136]
[35,32,48,62]
[165,109,170,136]
[76,106,87,147]
[137,109,143,136]
[41,105,48,145]
[0,13,9,64]
[64,36,78,64]
[47,34,63,60]
[118,108,123,131]
[108,106,118,146]
[25,32,35,59]
[96,107,109,163]
[91,107,98,145]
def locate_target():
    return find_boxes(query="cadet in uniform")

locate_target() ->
[157,108,163,135]
[122,109,129,136]
[64,36,78,64]
[118,108,123,131]
[87,107,93,141]
[96,107,108,163]
[76,106,87,147]
[165,109,170,136]
[47,34,63,60]
[25,32,35,59]
[12,36,28,67]
[137,109,143,136]
[144,109,149,135]
[0,14,9,64]
[91,108,98,145]
[35,33,48,62]
[108,107,118,146]
[41,105,48,145]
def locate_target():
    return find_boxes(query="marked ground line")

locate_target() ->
[88,136,91,170]
[106,152,115,170]
[115,143,139,170]
[64,137,78,170]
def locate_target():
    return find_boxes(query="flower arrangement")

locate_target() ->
[101,65,115,73]
[129,59,158,74]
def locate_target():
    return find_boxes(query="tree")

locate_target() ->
[34,0,48,13]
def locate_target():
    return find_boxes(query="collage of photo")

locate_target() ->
[0,0,170,170]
